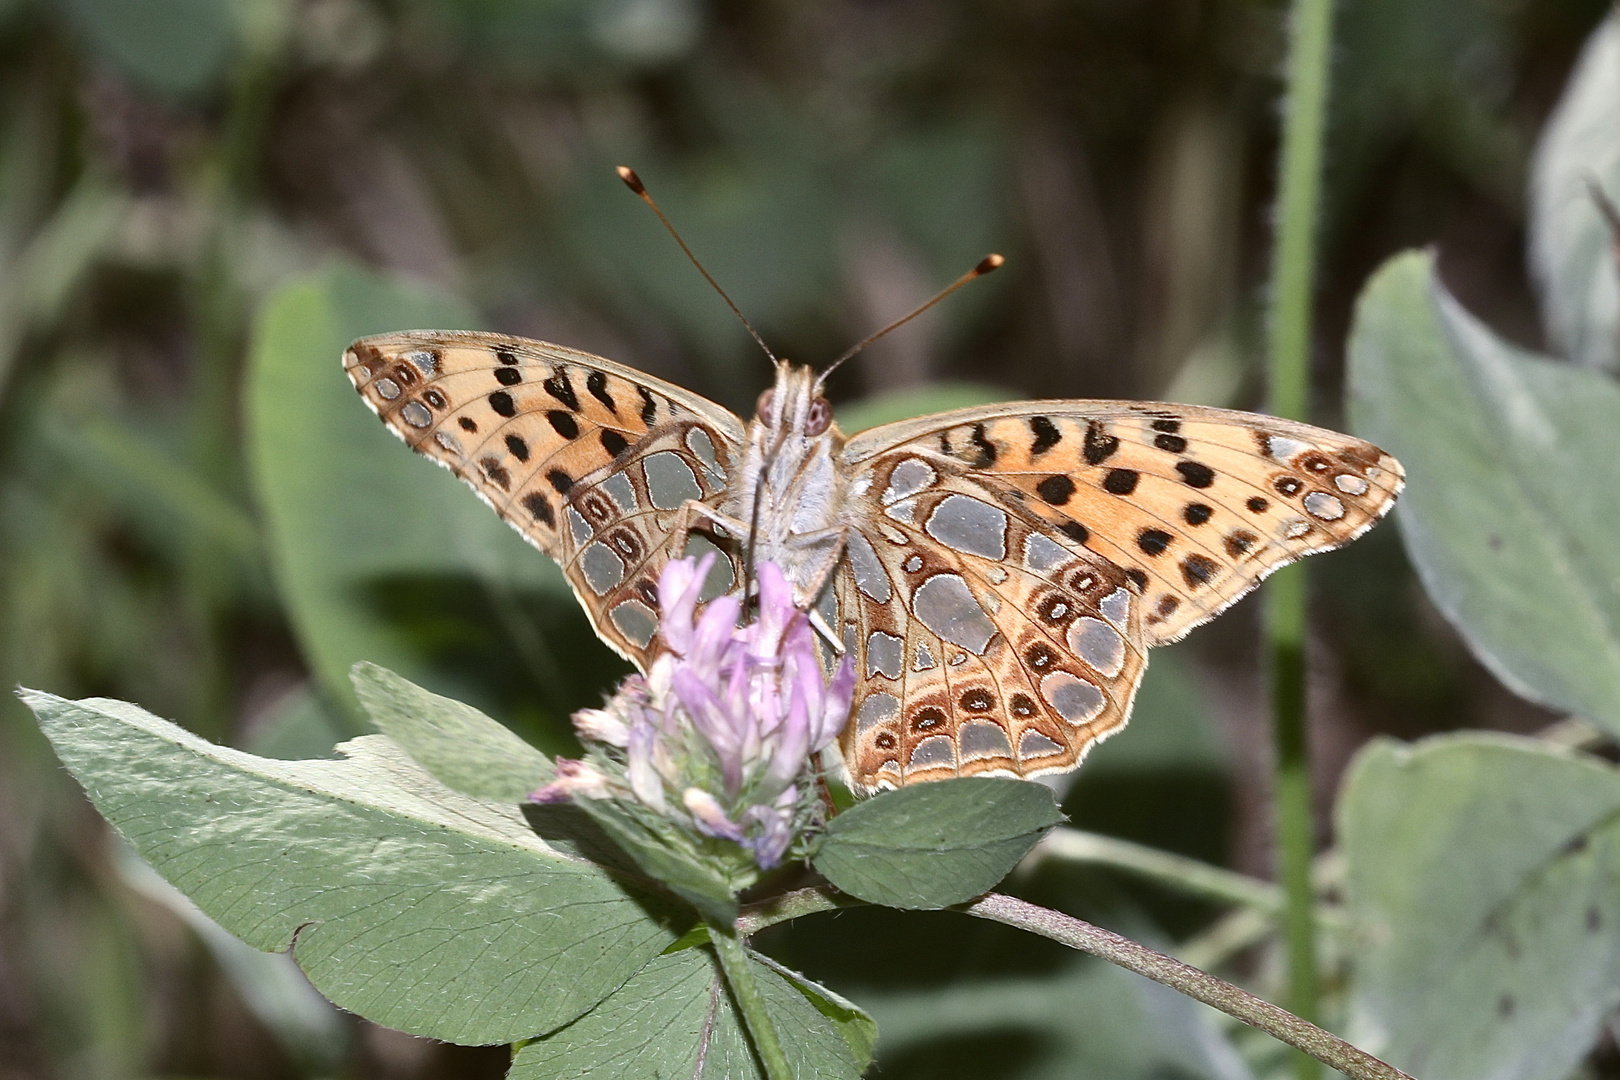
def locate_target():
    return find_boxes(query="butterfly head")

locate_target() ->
[755,361,834,439]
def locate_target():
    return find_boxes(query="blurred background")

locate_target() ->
[0,0,1610,1077]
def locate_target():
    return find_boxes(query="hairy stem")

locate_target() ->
[710,923,794,1080]
[1265,0,1339,1065]
[740,887,1411,1080]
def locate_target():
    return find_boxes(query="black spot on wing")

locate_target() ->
[1183,503,1212,526]
[1036,475,1075,505]
[479,457,511,491]
[544,368,580,411]
[496,349,518,366]
[1084,422,1119,465]
[969,423,996,467]
[1058,520,1090,545]
[1125,568,1148,591]
[587,371,617,414]
[1103,468,1139,495]
[489,391,516,418]
[600,429,629,457]
[1154,433,1187,453]
[1181,554,1218,588]
[505,434,530,462]
[547,469,574,494]
[1137,529,1171,556]
[1176,461,1215,488]
[1029,416,1062,456]
[495,367,523,386]
[639,386,657,425]
[522,492,555,527]
[548,411,580,439]
[1225,530,1258,557]
[1246,496,1269,513]
[1151,418,1181,433]
[458,416,478,433]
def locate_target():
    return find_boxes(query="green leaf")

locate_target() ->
[1347,250,1620,733]
[813,777,1063,909]
[1529,11,1620,374]
[349,662,551,802]
[20,689,680,1045]
[511,945,863,1079]
[1340,733,1620,1080]
[571,798,740,926]
[246,264,578,728]
[751,953,878,1072]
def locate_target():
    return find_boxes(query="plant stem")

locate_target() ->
[710,923,795,1080]
[1266,0,1338,1063]
[964,894,1411,1080]
[739,886,1411,1080]
[1019,827,1284,912]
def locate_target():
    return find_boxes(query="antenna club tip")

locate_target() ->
[977,253,1006,274]
[616,166,645,194]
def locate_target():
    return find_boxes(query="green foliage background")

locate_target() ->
[1,0,1617,1078]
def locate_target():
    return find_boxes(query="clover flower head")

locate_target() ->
[532,554,855,870]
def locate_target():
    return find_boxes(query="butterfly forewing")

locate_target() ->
[344,330,747,666]
[835,400,1401,791]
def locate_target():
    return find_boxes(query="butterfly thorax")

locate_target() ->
[722,362,846,602]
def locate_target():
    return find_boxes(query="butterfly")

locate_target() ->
[344,329,1402,795]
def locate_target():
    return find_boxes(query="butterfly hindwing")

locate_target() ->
[834,460,1149,791]
[344,330,747,667]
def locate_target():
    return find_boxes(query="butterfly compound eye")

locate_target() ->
[805,397,832,436]
[756,389,775,421]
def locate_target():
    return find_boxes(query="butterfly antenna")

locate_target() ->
[817,253,1004,388]
[618,166,778,364]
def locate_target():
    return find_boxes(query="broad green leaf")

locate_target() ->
[1347,251,1620,733]
[511,945,863,1080]
[752,952,878,1072]
[246,264,578,728]
[21,689,680,1045]
[572,798,740,925]
[813,777,1063,909]
[350,662,551,802]
[1529,11,1620,374]
[1340,733,1620,1080]
[861,960,1252,1080]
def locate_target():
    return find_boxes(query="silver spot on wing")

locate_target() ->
[1018,730,1064,761]
[644,451,702,509]
[846,532,892,602]
[1099,588,1130,628]
[866,631,903,679]
[683,533,735,600]
[911,574,997,654]
[1040,671,1105,724]
[610,600,657,647]
[581,542,626,594]
[908,735,956,771]
[883,458,937,504]
[1023,533,1071,572]
[567,506,592,545]
[374,377,401,400]
[1303,491,1345,520]
[913,642,936,671]
[401,401,432,428]
[959,721,1013,761]
[1267,434,1311,460]
[924,494,1008,561]
[601,471,638,513]
[857,692,899,735]
[1068,617,1125,677]
[685,427,724,483]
